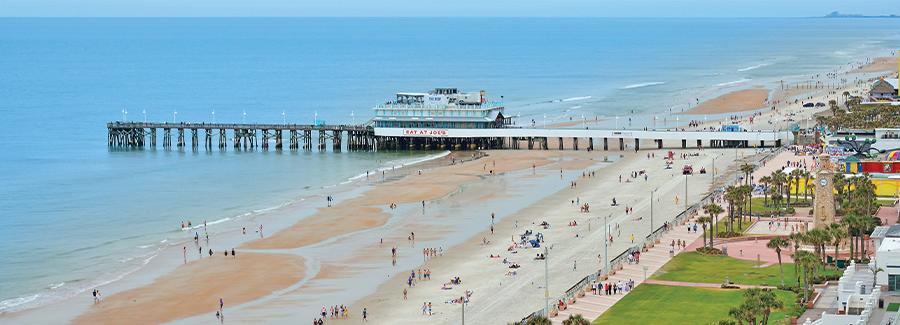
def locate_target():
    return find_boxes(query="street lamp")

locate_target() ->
[242,110,247,124]
[142,109,146,123]
[544,245,550,316]
[282,110,287,125]
[211,110,216,123]
[351,111,355,125]
[121,108,128,122]
[173,110,178,123]
[543,114,547,128]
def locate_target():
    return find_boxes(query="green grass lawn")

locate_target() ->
[750,197,811,214]
[888,303,900,312]
[651,252,839,287]
[879,198,898,206]
[592,284,799,325]
[705,217,754,237]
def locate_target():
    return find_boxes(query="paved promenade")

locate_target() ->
[551,214,705,324]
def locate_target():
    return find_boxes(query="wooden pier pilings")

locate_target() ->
[107,122,376,152]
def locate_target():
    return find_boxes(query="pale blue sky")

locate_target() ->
[1,0,897,17]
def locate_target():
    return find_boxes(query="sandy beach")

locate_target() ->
[680,88,770,115]
[72,253,305,325]
[856,56,898,73]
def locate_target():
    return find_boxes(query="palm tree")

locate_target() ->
[759,176,772,207]
[704,203,724,241]
[788,232,805,285]
[767,237,790,286]
[698,216,712,249]
[740,163,755,186]
[841,214,860,261]
[794,250,819,302]
[804,228,831,264]
[827,223,845,266]
[802,170,812,202]
[789,169,803,205]
[725,186,739,234]
[834,171,847,209]
[757,289,784,325]
[771,170,787,213]
[562,314,590,325]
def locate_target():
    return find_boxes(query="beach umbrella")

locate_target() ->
[886,151,900,161]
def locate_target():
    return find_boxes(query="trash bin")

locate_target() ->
[879,299,884,309]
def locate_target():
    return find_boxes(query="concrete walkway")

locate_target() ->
[551,215,705,324]
[643,279,776,290]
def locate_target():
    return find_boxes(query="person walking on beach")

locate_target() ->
[362,308,368,322]
[231,248,236,258]
[219,297,224,311]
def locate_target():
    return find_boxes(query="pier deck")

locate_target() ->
[107,122,790,151]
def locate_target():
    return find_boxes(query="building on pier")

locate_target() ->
[372,88,512,129]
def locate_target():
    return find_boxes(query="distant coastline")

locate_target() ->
[823,11,899,19]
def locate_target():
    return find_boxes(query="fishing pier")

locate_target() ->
[108,122,790,152]
[107,122,375,151]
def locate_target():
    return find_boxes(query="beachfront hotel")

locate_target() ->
[372,88,513,130]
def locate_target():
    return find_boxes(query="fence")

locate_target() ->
[519,147,786,323]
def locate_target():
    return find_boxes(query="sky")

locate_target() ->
[1,0,897,17]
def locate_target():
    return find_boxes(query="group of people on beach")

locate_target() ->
[422,247,442,260]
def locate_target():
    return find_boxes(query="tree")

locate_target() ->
[788,232,805,285]
[526,316,552,325]
[802,170,812,202]
[759,176,772,207]
[789,169,803,205]
[767,237,790,286]
[740,163,755,186]
[725,186,739,234]
[803,228,831,264]
[793,250,819,303]
[841,214,860,261]
[562,314,590,325]
[755,289,784,325]
[704,203,724,241]
[698,216,712,249]
[827,223,845,266]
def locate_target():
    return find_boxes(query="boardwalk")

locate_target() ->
[551,215,706,324]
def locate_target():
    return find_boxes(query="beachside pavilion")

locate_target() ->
[869,78,899,101]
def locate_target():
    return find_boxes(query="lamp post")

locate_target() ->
[142,109,146,123]
[315,111,319,126]
[121,108,127,122]
[242,110,247,124]
[282,110,286,125]
[685,174,689,212]
[544,245,550,316]
[211,110,216,123]
[603,214,609,275]
[173,110,177,123]
[543,114,547,128]
[351,111,355,125]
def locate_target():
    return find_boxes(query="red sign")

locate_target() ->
[402,129,449,136]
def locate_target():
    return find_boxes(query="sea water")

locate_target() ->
[1,17,899,313]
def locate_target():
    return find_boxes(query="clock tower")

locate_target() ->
[813,153,836,229]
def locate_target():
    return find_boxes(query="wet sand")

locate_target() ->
[681,88,770,115]
[72,253,305,325]
[242,150,568,250]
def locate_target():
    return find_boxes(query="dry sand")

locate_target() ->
[856,56,898,73]
[681,88,770,115]
[72,253,305,325]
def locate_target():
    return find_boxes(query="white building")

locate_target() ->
[874,226,900,291]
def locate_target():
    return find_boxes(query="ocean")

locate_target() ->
[0,17,898,313]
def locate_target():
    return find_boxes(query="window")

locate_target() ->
[890,274,900,291]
